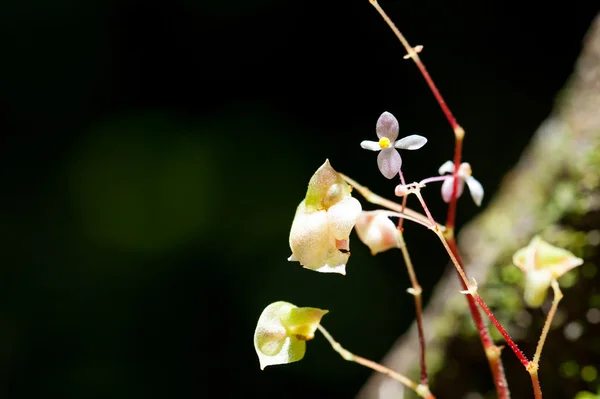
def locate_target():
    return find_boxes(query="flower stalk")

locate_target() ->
[397,231,428,385]
[317,324,435,399]
[367,1,511,396]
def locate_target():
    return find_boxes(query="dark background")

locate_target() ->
[1,0,598,397]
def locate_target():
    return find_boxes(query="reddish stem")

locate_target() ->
[413,63,459,132]
[447,240,493,349]
[446,141,462,231]
[530,371,543,399]
[448,240,511,399]
[397,171,428,385]
[473,294,530,368]
[368,2,512,396]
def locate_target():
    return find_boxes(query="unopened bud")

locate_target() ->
[355,211,401,255]
[395,184,409,196]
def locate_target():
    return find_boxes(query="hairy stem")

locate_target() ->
[447,239,511,399]
[368,0,462,136]
[317,324,435,398]
[396,170,429,384]
[397,169,409,231]
[446,138,463,232]
[533,279,563,365]
[397,232,428,385]
[341,173,440,230]
[414,191,528,377]
[529,370,543,399]
[431,223,529,368]
[367,2,511,395]
[525,279,563,399]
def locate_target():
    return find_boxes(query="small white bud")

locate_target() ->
[355,211,401,255]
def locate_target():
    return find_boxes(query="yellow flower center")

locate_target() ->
[459,162,472,176]
[378,137,391,149]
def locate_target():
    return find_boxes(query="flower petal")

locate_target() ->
[327,197,362,240]
[312,263,347,275]
[360,140,381,151]
[377,148,402,179]
[254,301,307,369]
[438,160,455,175]
[394,134,427,150]
[289,201,334,269]
[355,211,401,255]
[376,111,399,141]
[441,177,464,203]
[465,175,484,206]
[523,270,553,308]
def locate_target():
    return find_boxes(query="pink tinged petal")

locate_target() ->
[438,160,455,175]
[377,148,402,179]
[394,134,427,150]
[376,111,399,141]
[360,140,381,151]
[465,175,484,206]
[355,212,401,255]
[335,239,349,251]
[327,197,362,240]
[441,176,464,203]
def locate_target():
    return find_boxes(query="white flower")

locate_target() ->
[288,160,362,275]
[355,211,402,255]
[361,111,427,179]
[288,196,362,275]
[438,161,484,206]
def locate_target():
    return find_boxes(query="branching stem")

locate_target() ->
[526,279,563,399]
[533,279,562,366]
[317,324,435,398]
[341,173,439,230]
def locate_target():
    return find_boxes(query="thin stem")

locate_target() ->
[412,190,529,369]
[368,0,461,135]
[410,190,438,228]
[446,140,463,232]
[317,324,435,398]
[368,0,465,229]
[432,226,530,367]
[419,175,451,185]
[367,1,511,395]
[472,294,530,368]
[397,171,429,384]
[533,279,563,366]
[346,171,513,395]
[529,370,543,399]
[397,170,409,230]
[447,239,511,399]
[397,231,428,385]
[446,239,494,350]
[340,173,441,230]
